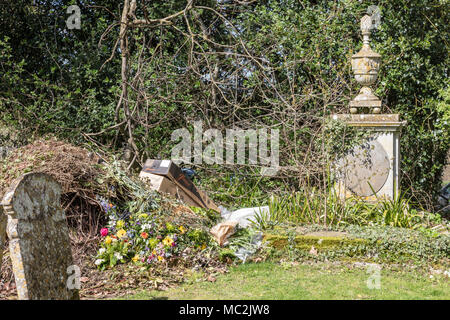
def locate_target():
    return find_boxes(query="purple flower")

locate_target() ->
[100,200,110,213]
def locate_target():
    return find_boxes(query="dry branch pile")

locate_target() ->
[0,137,106,234]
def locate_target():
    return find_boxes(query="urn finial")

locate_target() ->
[350,15,382,114]
[360,15,372,33]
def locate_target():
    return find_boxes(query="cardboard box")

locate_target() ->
[139,171,200,207]
[140,159,220,212]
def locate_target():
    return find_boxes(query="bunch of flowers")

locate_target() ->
[94,199,211,270]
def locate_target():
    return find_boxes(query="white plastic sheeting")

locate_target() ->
[219,205,270,228]
[216,205,269,262]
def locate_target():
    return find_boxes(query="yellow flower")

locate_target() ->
[157,256,164,262]
[116,220,125,229]
[163,237,173,247]
[132,255,140,262]
[104,236,112,245]
[201,243,207,250]
[179,225,186,234]
[139,213,148,219]
[152,250,157,255]
[117,229,127,239]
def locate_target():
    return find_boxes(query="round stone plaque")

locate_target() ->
[337,140,390,197]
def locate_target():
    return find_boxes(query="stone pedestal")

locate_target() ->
[332,114,406,200]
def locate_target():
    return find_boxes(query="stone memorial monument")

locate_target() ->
[1,172,79,300]
[334,15,406,200]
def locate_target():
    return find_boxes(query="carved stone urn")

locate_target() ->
[350,15,382,114]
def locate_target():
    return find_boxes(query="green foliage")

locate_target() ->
[321,119,373,161]
[186,228,211,248]
[0,0,448,205]
[264,223,450,265]
[189,207,222,227]
[226,228,260,254]
[344,224,450,264]
[257,187,372,228]
[253,186,446,230]
[249,206,275,230]
[237,0,449,202]
[0,1,121,145]
[218,248,236,262]
[372,192,420,229]
[197,169,287,210]
[122,261,450,300]
[96,237,131,270]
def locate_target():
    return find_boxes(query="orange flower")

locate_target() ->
[140,232,149,239]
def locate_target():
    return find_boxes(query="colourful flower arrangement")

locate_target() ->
[94,198,211,270]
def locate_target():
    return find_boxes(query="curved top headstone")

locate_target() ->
[0,205,6,275]
[1,172,79,300]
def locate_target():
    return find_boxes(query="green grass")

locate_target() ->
[119,262,449,300]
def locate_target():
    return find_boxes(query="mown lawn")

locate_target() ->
[120,262,449,300]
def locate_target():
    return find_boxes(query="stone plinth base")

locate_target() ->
[331,114,406,200]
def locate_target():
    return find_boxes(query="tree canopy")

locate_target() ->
[0,0,448,204]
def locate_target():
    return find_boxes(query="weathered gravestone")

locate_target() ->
[0,206,6,271]
[1,172,79,300]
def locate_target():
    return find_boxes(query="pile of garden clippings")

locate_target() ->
[0,137,228,299]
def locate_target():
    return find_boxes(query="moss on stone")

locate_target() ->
[263,234,368,252]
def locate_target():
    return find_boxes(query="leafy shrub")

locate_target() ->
[253,187,445,230]
[0,0,448,207]
[264,223,450,264]
[371,192,420,229]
